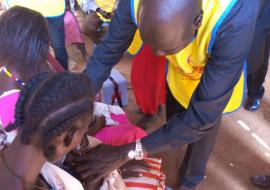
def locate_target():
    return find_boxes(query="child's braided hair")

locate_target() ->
[6,72,95,158]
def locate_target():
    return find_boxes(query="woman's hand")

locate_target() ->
[87,115,106,136]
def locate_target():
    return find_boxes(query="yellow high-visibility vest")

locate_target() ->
[4,0,65,17]
[128,0,245,113]
[95,0,117,22]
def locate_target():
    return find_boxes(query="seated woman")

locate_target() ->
[0,6,52,143]
[0,6,107,190]
[0,72,95,190]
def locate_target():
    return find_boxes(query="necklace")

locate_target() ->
[0,150,48,190]
[0,66,25,86]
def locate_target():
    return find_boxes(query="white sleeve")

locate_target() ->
[87,0,98,11]
[1,0,11,9]
[80,0,98,12]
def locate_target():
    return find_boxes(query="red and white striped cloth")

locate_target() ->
[124,158,166,190]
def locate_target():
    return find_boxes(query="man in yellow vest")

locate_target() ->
[76,0,261,189]
[1,0,69,70]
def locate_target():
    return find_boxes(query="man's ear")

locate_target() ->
[64,128,77,147]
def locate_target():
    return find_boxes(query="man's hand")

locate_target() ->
[73,143,134,184]
[120,160,150,178]
[96,8,114,20]
[87,115,106,136]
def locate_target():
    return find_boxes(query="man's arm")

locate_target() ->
[85,0,137,92]
[141,0,259,154]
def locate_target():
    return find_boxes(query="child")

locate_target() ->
[0,72,95,190]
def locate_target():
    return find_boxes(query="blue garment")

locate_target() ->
[47,14,69,70]
[246,0,270,99]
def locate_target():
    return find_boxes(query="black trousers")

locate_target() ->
[247,6,270,99]
[247,34,270,99]
[166,86,221,187]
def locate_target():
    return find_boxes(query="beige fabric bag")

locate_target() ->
[100,170,127,190]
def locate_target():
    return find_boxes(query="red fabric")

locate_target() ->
[131,45,166,115]
[123,158,166,190]
[47,53,65,72]
[125,182,157,189]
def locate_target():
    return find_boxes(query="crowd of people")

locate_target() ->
[0,0,269,190]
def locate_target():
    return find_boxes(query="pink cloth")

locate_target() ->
[0,90,146,147]
[95,113,147,146]
[47,53,65,72]
[0,90,20,128]
[0,54,64,129]
[64,10,84,45]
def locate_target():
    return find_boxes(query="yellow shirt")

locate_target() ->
[3,0,65,17]
[95,0,117,22]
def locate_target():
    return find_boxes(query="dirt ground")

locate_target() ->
[68,26,270,190]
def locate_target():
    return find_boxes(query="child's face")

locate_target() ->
[48,113,93,162]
